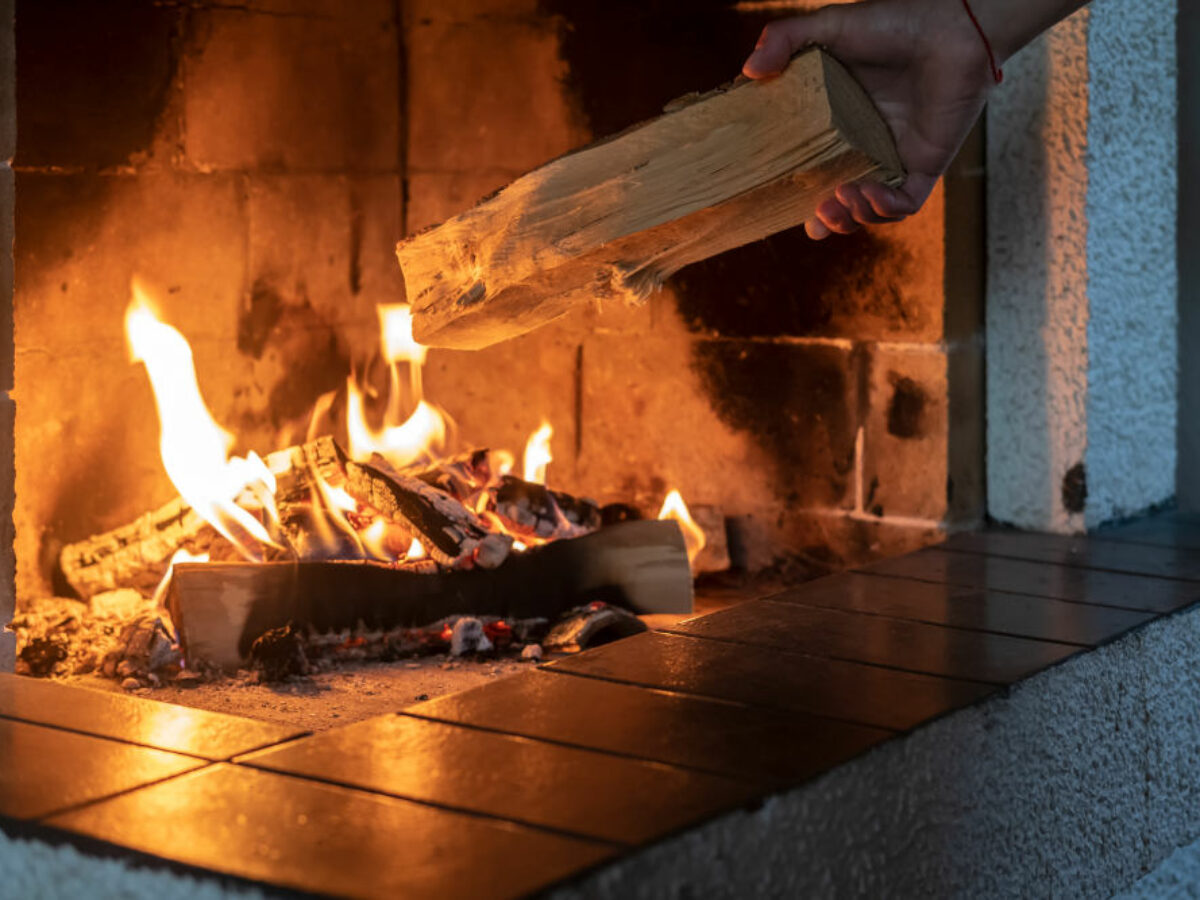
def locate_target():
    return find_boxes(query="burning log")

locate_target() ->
[410,449,495,501]
[266,435,348,503]
[401,48,903,350]
[58,497,220,599]
[344,457,512,569]
[168,519,693,669]
[492,475,601,539]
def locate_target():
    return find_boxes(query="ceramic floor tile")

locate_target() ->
[943,530,1200,582]
[862,548,1199,614]
[547,631,995,731]
[1098,513,1200,551]
[767,571,1153,646]
[670,599,1080,684]
[406,669,891,785]
[242,713,762,845]
[46,764,614,900]
[0,674,303,760]
[0,717,204,820]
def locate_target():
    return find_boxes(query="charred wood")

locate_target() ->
[58,497,221,599]
[168,519,692,669]
[345,457,512,569]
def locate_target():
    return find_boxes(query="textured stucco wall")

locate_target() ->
[551,603,1200,900]
[1084,0,1178,526]
[986,1,1178,532]
[987,13,1091,533]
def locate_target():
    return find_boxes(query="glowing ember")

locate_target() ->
[523,422,553,485]
[405,538,426,560]
[657,489,706,567]
[126,280,280,561]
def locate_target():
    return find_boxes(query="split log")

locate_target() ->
[265,435,347,503]
[58,497,220,599]
[345,458,512,569]
[168,519,693,669]
[492,475,600,539]
[401,48,904,350]
[410,449,495,501]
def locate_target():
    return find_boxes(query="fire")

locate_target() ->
[346,303,448,469]
[151,548,210,611]
[126,281,280,561]
[523,422,553,484]
[657,489,706,567]
[123,279,702,584]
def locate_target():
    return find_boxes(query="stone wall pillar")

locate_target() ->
[987,1,1178,532]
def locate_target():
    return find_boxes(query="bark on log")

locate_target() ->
[401,48,903,350]
[345,458,512,569]
[59,437,351,598]
[58,497,220,600]
[492,475,600,539]
[169,519,693,669]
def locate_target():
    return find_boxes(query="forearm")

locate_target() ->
[966,0,1090,64]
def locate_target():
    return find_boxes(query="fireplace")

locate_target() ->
[0,3,1194,894]
[5,0,988,687]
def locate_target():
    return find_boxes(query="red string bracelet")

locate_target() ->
[961,0,1003,84]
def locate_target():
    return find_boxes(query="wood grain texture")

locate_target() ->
[401,48,904,349]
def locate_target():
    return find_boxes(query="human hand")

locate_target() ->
[743,0,997,239]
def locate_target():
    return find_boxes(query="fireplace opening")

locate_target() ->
[7,0,983,723]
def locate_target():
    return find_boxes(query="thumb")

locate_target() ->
[742,11,844,79]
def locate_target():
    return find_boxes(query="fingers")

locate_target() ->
[805,180,924,241]
[743,11,842,79]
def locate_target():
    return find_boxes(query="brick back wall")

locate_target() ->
[9,0,983,604]
[413,0,985,572]
[13,0,404,599]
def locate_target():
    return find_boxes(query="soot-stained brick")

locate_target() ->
[692,341,857,507]
[886,375,928,439]
[1062,462,1087,514]
[538,0,754,138]
[672,230,901,338]
[17,0,181,168]
[540,0,927,342]
[238,280,285,359]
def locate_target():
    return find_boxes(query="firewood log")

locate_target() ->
[344,458,512,569]
[168,519,693,669]
[492,475,601,539]
[58,497,219,599]
[401,48,903,350]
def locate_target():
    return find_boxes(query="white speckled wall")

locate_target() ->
[1085,0,1178,527]
[986,1,1178,532]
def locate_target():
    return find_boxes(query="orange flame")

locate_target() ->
[657,489,706,567]
[126,280,280,561]
[523,423,553,484]
[346,303,448,469]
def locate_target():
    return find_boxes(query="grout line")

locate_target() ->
[850,569,1165,617]
[233,761,626,849]
[937,542,1200,586]
[755,593,1096,648]
[539,663,902,734]
[0,714,216,762]
[655,626,1012,687]
[398,709,776,785]
[848,566,1184,616]
[34,762,214,823]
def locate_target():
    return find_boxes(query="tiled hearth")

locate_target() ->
[4,513,1200,897]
